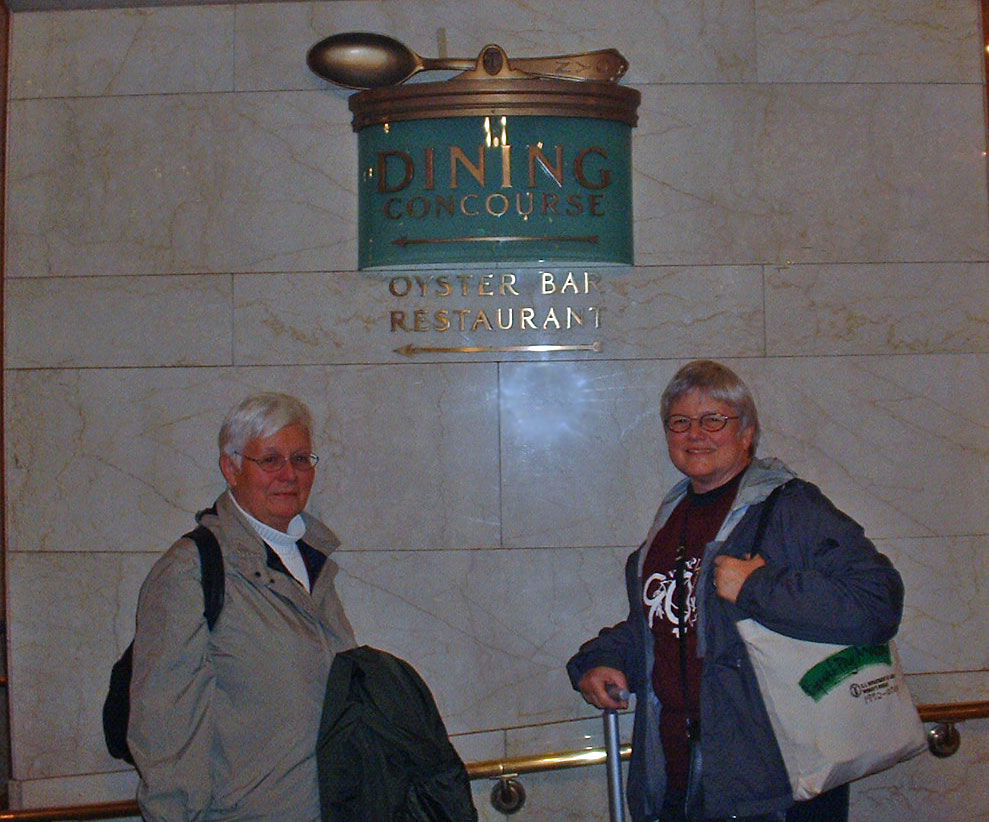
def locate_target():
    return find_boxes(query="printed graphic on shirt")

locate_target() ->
[643,557,701,637]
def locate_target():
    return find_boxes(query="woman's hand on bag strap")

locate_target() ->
[713,553,766,604]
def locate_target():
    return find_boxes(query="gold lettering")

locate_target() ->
[435,195,455,216]
[407,196,429,218]
[461,194,480,216]
[559,272,579,294]
[378,151,414,193]
[540,271,603,295]
[387,272,606,335]
[390,304,604,333]
[574,147,611,190]
[384,198,402,219]
[500,274,520,296]
[528,145,564,187]
[501,144,512,188]
[472,310,493,332]
[450,145,486,188]
[486,193,510,217]
[424,147,435,190]
[389,277,412,297]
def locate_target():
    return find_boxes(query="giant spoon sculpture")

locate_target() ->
[306,32,628,88]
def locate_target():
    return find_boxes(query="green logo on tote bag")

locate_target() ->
[799,644,893,702]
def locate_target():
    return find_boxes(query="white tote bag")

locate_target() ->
[737,619,926,800]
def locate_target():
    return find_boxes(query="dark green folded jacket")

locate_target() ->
[317,645,479,822]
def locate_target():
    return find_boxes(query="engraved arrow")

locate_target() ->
[395,342,603,356]
[391,234,599,247]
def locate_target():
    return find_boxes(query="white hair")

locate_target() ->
[218,392,313,467]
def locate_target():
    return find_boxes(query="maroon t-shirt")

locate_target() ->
[641,472,742,792]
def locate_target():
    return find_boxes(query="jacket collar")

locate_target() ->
[199,491,342,589]
[641,457,795,564]
[208,490,341,554]
[714,457,795,541]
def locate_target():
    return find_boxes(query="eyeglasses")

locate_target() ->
[665,413,739,433]
[235,451,319,472]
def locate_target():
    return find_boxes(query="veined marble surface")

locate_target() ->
[3,0,987,818]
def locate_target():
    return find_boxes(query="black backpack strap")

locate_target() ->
[184,523,224,630]
[103,517,224,764]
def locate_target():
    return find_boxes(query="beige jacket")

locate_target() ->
[129,491,356,821]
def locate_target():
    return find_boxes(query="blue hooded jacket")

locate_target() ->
[567,458,904,820]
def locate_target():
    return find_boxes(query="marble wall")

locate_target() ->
[3,0,988,819]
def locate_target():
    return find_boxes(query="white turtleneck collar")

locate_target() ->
[229,493,311,591]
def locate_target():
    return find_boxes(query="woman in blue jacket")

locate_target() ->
[567,360,904,822]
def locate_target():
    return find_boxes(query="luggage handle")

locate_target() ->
[603,684,629,822]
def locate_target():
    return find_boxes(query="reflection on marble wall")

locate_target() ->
[632,83,988,267]
[3,0,988,818]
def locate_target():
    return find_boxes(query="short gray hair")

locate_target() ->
[660,360,760,455]
[218,392,314,466]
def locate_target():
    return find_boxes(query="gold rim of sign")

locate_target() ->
[348,77,640,131]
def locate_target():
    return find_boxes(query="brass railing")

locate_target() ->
[0,701,985,822]
[469,742,632,779]
[0,802,137,821]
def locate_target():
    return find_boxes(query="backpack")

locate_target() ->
[102,520,224,764]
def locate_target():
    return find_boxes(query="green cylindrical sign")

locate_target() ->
[349,76,640,269]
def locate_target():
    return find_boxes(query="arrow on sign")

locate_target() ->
[391,234,599,247]
[395,341,603,357]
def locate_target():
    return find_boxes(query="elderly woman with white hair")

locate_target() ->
[568,360,905,822]
[129,392,356,821]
